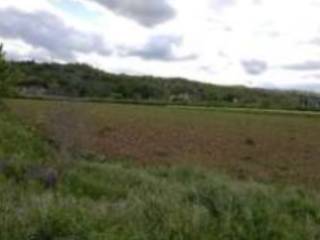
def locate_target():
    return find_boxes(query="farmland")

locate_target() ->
[2,102,320,239]
[6,99,320,190]
[3,2,320,237]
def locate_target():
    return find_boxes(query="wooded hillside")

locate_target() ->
[12,61,320,111]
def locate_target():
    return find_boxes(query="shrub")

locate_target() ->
[0,44,18,98]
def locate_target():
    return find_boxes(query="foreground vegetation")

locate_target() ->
[1,109,320,240]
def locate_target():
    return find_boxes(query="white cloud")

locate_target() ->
[1,0,320,92]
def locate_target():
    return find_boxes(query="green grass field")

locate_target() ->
[5,99,320,190]
[2,103,320,239]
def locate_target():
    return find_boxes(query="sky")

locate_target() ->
[1,0,320,92]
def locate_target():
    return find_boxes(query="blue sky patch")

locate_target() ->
[50,0,98,21]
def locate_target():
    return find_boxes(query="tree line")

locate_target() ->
[1,44,319,111]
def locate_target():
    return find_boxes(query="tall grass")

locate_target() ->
[1,158,320,239]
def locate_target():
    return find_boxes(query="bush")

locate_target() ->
[0,44,17,98]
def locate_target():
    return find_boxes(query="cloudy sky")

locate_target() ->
[1,0,320,92]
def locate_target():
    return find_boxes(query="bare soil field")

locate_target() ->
[6,99,320,189]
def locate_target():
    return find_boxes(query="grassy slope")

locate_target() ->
[1,101,320,239]
[6,99,320,190]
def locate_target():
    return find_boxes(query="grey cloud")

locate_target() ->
[211,0,235,11]
[252,0,263,5]
[282,83,320,93]
[200,65,216,75]
[241,59,268,75]
[92,0,175,27]
[283,61,320,71]
[310,38,320,45]
[124,35,197,61]
[310,74,320,79]
[0,8,111,61]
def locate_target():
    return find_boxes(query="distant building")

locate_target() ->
[301,95,320,109]
[18,82,48,97]
[169,93,191,102]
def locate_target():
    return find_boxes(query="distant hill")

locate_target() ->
[12,61,320,111]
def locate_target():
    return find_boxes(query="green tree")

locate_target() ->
[0,44,17,97]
